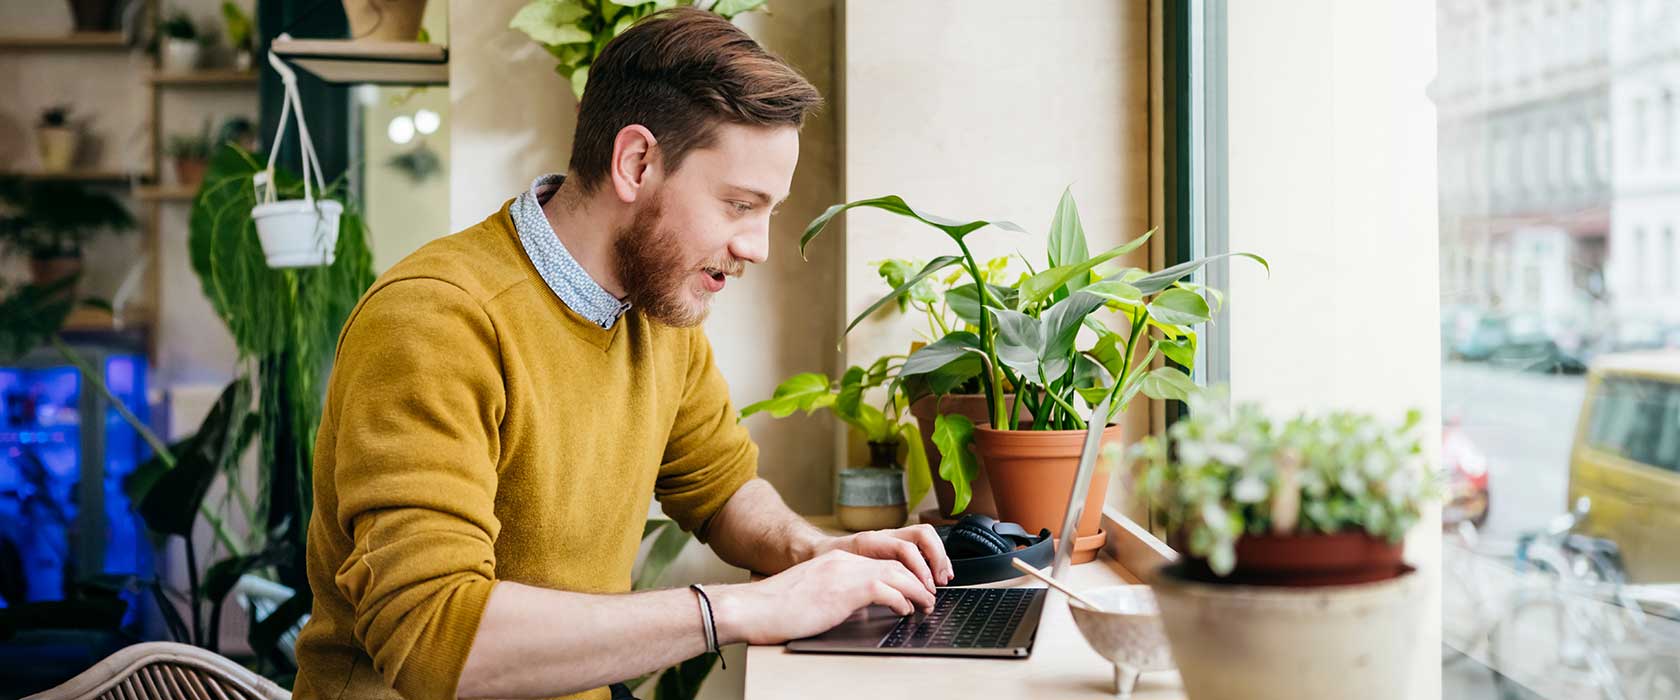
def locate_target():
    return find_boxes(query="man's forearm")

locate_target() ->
[703,478,828,574]
[458,581,719,699]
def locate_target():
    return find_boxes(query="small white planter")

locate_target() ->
[1150,566,1426,700]
[252,198,341,268]
[161,38,201,73]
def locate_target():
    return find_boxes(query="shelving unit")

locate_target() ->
[0,170,139,183]
[146,69,258,86]
[271,37,447,85]
[134,183,199,202]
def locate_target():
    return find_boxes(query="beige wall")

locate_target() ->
[1226,1,1442,697]
[837,0,1155,511]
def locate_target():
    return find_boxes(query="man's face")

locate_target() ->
[613,123,799,327]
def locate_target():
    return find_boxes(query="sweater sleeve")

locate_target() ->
[655,329,759,539]
[327,278,504,700]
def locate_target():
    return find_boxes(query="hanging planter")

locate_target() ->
[252,52,341,269]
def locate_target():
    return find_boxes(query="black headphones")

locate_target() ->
[938,514,1053,585]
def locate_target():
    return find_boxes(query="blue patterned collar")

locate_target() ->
[510,174,632,329]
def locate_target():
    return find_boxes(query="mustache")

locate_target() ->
[702,259,747,278]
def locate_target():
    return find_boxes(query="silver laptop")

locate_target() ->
[786,395,1113,658]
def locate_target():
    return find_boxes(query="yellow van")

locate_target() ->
[1568,352,1680,583]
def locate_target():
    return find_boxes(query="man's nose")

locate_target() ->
[729,223,770,265]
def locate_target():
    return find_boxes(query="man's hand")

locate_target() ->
[814,524,954,591]
[709,549,937,645]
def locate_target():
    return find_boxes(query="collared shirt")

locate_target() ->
[510,173,632,329]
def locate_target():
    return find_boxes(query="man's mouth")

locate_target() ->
[701,266,731,293]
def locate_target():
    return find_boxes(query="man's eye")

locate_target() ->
[731,201,753,214]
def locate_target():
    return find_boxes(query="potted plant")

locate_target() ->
[36,106,78,173]
[166,119,214,188]
[870,255,1023,520]
[0,179,135,294]
[741,357,931,532]
[1126,389,1438,700]
[802,188,1263,562]
[158,9,202,73]
[510,0,768,99]
[221,2,255,71]
[216,115,260,154]
[342,0,429,41]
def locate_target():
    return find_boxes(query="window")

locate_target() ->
[1634,227,1647,292]
[1587,377,1680,474]
[1634,97,1648,170]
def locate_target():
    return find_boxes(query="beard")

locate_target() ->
[612,193,740,328]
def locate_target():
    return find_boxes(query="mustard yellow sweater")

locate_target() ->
[293,200,758,700]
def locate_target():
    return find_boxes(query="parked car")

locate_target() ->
[1488,314,1587,374]
[1454,314,1509,362]
[1441,418,1490,528]
[1568,351,1680,583]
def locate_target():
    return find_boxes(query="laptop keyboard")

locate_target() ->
[879,587,1041,649]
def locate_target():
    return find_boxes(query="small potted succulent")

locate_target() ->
[741,358,930,532]
[221,2,256,71]
[158,10,202,73]
[1126,389,1439,700]
[0,179,136,295]
[35,106,78,173]
[803,187,1263,562]
[166,119,214,187]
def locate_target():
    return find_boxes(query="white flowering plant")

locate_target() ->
[1124,389,1439,576]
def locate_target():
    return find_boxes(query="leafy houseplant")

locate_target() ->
[0,178,135,292]
[741,357,931,531]
[801,188,1263,560]
[159,10,203,73]
[1128,389,1438,700]
[36,105,79,172]
[510,0,769,99]
[221,2,256,70]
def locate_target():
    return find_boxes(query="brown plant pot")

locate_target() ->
[67,0,118,31]
[1172,531,1406,587]
[344,0,429,41]
[910,393,1030,519]
[973,422,1120,564]
[174,157,208,188]
[29,255,82,300]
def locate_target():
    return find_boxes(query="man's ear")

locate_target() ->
[609,124,660,204]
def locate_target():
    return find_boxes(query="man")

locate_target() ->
[293,8,952,700]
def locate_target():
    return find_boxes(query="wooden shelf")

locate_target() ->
[147,69,259,86]
[0,170,140,184]
[0,32,129,50]
[135,183,199,202]
[271,38,447,85]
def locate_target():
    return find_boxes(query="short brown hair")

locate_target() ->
[567,7,823,193]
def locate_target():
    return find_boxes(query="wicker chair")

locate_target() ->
[23,642,290,700]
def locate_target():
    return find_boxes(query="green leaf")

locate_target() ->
[1128,251,1268,296]
[801,196,1025,259]
[1146,288,1212,326]
[1082,279,1142,308]
[853,403,892,443]
[711,0,768,17]
[945,282,1017,326]
[739,373,831,419]
[0,279,77,359]
[835,366,866,421]
[900,423,931,512]
[137,378,253,537]
[985,308,1043,379]
[1159,331,1196,370]
[1089,330,1127,379]
[612,12,635,36]
[634,518,692,590]
[1138,366,1197,402]
[846,256,962,336]
[1175,281,1226,313]
[900,331,983,376]
[571,64,590,99]
[1038,291,1107,378]
[1046,187,1090,271]
[509,0,593,46]
[932,414,980,514]
[1018,231,1152,307]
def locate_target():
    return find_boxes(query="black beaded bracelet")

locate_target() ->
[689,583,725,670]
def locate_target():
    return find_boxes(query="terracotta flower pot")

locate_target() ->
[1171,531,1405,587]
[344,0,429,41]
[29,255,82,300]
[174,157,208,188]
[1150,563,1426,700]
[973,422,1121,564]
